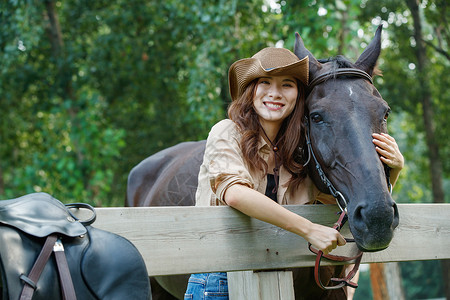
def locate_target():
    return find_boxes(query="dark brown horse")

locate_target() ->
[127,25,399,299]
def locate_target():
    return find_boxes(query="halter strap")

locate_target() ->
[308,68,373,91]
[303,117,348,212]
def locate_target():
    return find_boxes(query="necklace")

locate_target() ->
[260,126,282,194]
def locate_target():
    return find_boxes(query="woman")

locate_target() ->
[184,47,404,300]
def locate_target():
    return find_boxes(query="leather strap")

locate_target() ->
[308,243,362,262]
[308,212,363,290]
[65,202,96,226]
[54,239,77,300]
[330,253,362,289]
[19,235,77,300]
[20,234,58,300]
[312,247,363,290]
[308,68,373,91]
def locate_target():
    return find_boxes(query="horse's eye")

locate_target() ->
[311,113,323,123]
[384,109,391,122]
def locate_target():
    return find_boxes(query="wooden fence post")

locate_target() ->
[228,270,294,300]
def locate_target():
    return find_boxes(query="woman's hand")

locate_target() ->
[372,133,404,186]
[304,223,346,255]
[372,133,404,170]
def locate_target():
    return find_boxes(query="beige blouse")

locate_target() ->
[195,119,335,207]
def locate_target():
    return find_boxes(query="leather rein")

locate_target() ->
[303,68,391,290]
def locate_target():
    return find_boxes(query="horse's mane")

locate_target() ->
[318,55,381,76]
[318,55,356,71]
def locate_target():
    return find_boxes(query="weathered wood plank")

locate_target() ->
[89,204,450,276]
[228,271,295,300]
[228,271,260,299]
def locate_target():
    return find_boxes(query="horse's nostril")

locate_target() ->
[352,204,365,226]
[354,206,362,219]
[392,202,399,229]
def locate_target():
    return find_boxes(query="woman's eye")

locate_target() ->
[311,113,323,123]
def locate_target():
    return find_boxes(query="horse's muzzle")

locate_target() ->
[349,196,399,252]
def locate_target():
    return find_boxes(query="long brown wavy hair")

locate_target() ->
[228,79,308,190]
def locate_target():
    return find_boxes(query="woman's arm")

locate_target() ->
[372,133,404,187]
[224,184,346,255]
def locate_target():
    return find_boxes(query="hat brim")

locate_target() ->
[228,55,309,102]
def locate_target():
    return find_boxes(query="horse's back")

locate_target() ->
[126,140,206,207]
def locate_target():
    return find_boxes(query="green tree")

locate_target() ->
[360,0,449,297]
[0,1,126,205]
[280,0,448,298]
[1,0,448,298]
[0,0,282,205]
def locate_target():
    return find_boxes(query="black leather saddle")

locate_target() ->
[0,193,151,300]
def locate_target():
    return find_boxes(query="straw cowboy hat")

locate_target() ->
[228,47,309,101]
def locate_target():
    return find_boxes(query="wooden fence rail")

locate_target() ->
[89,204,449,299]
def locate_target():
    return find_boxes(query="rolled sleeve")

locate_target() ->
[197,119,254,205]
[214,175,253,204]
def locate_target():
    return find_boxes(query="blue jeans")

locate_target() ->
[184,272,229,299]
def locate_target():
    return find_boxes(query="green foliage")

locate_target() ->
[388,112,433,203]
[353,266,374,300]
[361,0,450,203]
[0,0,448,298]
[400,260,444,299]
[0,0,289,205]
[352,261,445,300]
[4,0,446,206]
[1,90,125,206]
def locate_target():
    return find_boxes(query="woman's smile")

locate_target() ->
[253,75,298,132]
[263,101,285,110]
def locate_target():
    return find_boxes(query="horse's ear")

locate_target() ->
[294,32,321,78]
[355,25,383,76]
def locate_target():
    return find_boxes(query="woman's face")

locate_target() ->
[253,75,298,131]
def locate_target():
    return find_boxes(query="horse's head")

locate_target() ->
[294,26,399,252]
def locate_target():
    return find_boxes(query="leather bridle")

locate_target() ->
[308,68,373,90]
[304,115,363,290]
[303,68,390,290]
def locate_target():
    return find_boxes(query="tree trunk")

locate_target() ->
[44,0,88,188]
[0,165,4,195]
[370,263,405,300]
[370,264,388,300]
[44,0,75,105]
[404,0,449,298]
[337,10,349,55]
[44,0,63,57]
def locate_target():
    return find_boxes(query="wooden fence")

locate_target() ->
[90,204,450,299]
